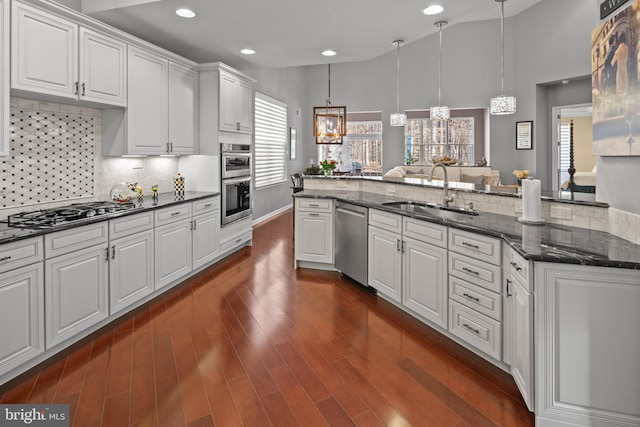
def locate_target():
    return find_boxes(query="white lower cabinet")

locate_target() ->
[295,199,333,265]
[0,261,44,376]
[192,197,220,270]
[367,209,448,325]
[534,262,640,427]
[45,242,109,349]
[155,218,193,290]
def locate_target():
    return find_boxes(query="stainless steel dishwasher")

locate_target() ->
[335,201,369,287]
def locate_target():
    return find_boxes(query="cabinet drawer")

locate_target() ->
[109,211,154,240]
[45,222,108,258]
[0,237,44,274]
[449,275,502,321]
[296,198,332,212]
[154,203,192,227]
[449,251,502,293]
[369,209,402,234]
[193,197,219,215]
[508,247,531,291]
[449,300,502,360]
[220,229,252,253]
[449,228,501,265]
[403,217,447,248]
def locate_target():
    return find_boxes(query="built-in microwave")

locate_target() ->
[221,144,251,179]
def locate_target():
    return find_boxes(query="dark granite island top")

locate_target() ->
[295,189,640,270]
[0,191,219,245]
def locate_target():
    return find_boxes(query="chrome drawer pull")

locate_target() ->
[463,323,480,335]
[235,238,242,243]
[0,256,11,262]
[309,203,319,207]
[462,241,479,250]
[462,293,480,302]
[510,261,522,272]
[204,203,213,208]
[462,267,479,276]
[309,213,319,217]
[171,211,181,216]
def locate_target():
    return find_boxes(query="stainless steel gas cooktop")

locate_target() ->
[7,202,135,229]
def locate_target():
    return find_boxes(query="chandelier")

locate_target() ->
[430,21,450,121]
[314,64,346,144]
[490,0,516,115]
[390,40,406,126]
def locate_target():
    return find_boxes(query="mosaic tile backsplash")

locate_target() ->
[0,98,180,219]
[3,107,95,207]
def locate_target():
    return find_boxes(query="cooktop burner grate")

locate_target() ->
[7,202,135,229]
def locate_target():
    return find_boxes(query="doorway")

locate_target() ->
[551,103,594,192]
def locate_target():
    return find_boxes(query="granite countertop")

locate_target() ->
[0,191,219,245]
[295,189,640,270]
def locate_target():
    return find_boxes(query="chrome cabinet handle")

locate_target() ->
[193,219,197,230]
[462,323,480,335]
[396,239,401,252]
[506,279,512,297]
[236,122,240,131]
[0,256,11,262]
[235,237,242,243]
[105,247,109,261]
[204,203,213,208]
[462,293,480,302]
[170,142,173,152]
[171,211,181,216]
[111,245,116,260]
[309,213,319,217]
[309,203,319,207]
[462,241,479,250]
[510,261,522,272]
[81,83,86,96]
[74,81,79,95]
[462,267,479,276]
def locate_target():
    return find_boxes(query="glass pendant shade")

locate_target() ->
[390,40,406,127]
[490,95,516,115]
[490,0,516,115]
[390,113,406,127]
[430,105,450,121]
[430,21,449,121]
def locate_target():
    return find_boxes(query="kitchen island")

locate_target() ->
[293,187,640,427]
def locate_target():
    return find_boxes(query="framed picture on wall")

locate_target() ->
[290,127,297,160]
[516,121,533,150]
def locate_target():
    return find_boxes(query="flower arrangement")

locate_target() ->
[513,169,530,180]
[320,159,338,175]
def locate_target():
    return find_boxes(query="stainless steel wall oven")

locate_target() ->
[221,144,252,225]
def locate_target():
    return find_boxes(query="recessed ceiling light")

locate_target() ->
[322,50,337,57]
[176,8,196,18]
[241,48,256,55]
[422,5,444,15]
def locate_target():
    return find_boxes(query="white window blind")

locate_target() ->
[254,92,287,188]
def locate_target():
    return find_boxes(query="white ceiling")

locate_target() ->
[76,0,542,71]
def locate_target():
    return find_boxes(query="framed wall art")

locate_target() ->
[516,120,533,150]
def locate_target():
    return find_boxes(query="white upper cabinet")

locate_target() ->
[78,27,126,106]
[169,62,198,154]
[219,70,253,134]
[126,45,169,155]
[0,0,8,157]
[11,1,126,106]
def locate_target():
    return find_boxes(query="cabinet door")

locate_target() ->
[109,230,154,315]
[0,262,44,376]
[193,211,219,270]
[11,1,78,98]
[155,219,193,290]
[127,46,168,155]
[511,278,533,412]
[403,237,448,329]
[368,226,401,303]
[295,212,334,264]
[219,71,239,132]
[237,78,253,134]
[79,27,126,106]
[169,62,198,154]
[45,244,109,349]
[0,0,8,156]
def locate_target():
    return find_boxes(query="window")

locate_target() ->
[317,112,383,175]
[404,109,485,166]
[254,92,287,188]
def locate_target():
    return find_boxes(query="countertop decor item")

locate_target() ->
[174,173,185,196]
[110,183,135,203]
[519,178,545,225]
[152,185,159,205]
[320,159,337,176]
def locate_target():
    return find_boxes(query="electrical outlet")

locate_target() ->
[550,205,572,220]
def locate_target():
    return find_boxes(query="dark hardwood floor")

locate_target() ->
[0,208,534,426]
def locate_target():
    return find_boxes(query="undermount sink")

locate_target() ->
[381,201,478,221]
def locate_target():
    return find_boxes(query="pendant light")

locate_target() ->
[430,21,449,121]
[314,64,347,144]
[390,40,406,127]
[490,0,516,115]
